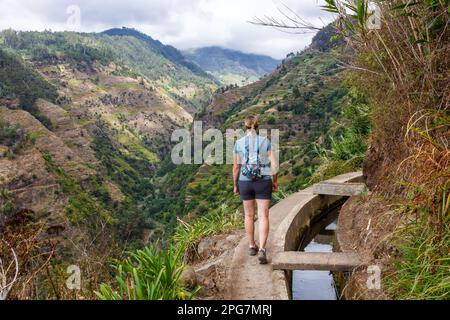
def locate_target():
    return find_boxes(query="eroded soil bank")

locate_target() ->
[337,194,399,299]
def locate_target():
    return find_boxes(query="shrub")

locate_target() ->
[0,120,28,157]
[330,129,367,164]
[267,116,277,125]
[310,158,361,183]
[292,165,302,176]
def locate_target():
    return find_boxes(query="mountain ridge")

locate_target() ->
[101,27,214,80]
[183,46,280,86]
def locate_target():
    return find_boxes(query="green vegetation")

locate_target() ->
[2,29,114,64]
[0,48,58,107]
[2,1,446,300]
[92,124,154,201]
[386,191,450,299]
[173,204,243,260]
[42,148,145,244]
[144,162,200,230]
[41,151,116,227]
[311,87,371,182]
[96,243,197,300]
[97,203,243,300]
[183,46,280,85]
[103,27,209,79]
[0,48,57,128]
[0,29,217,112]
[322,0,449,299]
[0,120,28,157]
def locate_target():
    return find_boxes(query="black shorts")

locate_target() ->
[238,180,272,201]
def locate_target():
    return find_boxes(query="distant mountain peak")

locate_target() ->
[183,47,280,86]
[101,27,212,79]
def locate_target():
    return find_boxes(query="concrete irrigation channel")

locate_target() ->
[226,172,368,300]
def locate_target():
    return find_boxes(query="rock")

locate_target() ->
[225,234,240,243]
[195,258,222,290]
[196,274,216,292]
[197,237,216,259]
[196,260,218,277]
[180,266,197,289]
[198,233,242,260]
[214,234,240,253]
[196,263,219,294]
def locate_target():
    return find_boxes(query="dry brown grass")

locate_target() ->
[329,0,449,219]
[327,0,449,299]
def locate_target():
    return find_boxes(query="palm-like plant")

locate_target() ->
[96,243,198,300]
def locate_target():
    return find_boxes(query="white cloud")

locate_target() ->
[0,0,334,59]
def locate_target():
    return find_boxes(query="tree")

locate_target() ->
[3,29,21,49]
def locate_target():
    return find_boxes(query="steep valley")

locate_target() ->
[169,28,353,222]
[0,28,219,298]
[0,0,447,302]
[2,15,437,300]
[0,25,353,298]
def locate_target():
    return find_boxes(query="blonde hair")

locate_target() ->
[244,115,259,130]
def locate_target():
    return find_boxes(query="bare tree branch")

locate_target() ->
[0,241,19,300]
[248,3,325,34]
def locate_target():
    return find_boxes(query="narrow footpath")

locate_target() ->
[226,172,364,300]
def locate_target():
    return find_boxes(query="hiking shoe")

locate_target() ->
[258,249,268,264]
[248,245,259,256]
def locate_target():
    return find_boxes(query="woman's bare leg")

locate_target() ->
[256,199,270,249]
[243,200,256,247]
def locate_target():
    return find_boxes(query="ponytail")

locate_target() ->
[244,115,259,131]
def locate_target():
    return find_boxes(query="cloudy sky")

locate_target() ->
[0,0,334,59]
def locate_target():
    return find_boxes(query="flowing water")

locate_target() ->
[292,222,338,300]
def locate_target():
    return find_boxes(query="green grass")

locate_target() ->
[385,195,450,300]
[173,204,244,261]
[117,133,159,163]
[310,87,370,183]
[310,158,361,183]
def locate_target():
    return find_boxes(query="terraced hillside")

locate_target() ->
[0,24,365,299]
[0,29,219,298]
[202,38,347,185]
[153,26,359,226]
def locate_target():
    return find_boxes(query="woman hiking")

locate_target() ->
[233,116,278,264]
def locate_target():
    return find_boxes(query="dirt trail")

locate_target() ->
[227,192,307,300]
